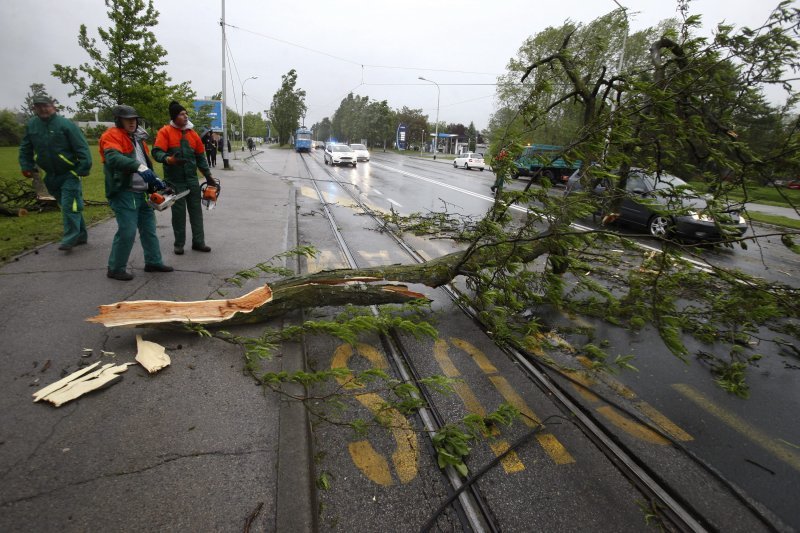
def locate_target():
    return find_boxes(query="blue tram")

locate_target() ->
[294,127,313,152]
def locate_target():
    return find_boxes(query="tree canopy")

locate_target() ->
[51,0,195,128]
[267,69,307,146]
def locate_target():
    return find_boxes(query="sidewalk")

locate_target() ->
[0,154,312,532]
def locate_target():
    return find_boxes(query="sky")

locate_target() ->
[0,0,790,130]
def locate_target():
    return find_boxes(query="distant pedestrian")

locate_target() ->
[18,95,92,251]
[205,135,217,167]
[152,101,217,255]
[99,105,173,281]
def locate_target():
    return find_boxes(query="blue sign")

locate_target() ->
[193,100,223,131]
[396,123,408,150]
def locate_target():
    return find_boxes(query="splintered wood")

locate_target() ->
[86,284,273,327]
[33,362,134,407]
[135,335,170,374]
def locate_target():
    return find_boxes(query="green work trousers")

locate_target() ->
[44,173,87,246]
[167,177,205,248]
[108,190,164,272]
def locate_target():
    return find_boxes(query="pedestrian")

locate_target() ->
[152,101,217,255]
[99,105,173,281]
[18,95,92,251]
[205,135,217,167]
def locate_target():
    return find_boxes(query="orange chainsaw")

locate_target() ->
[146,187,189,211]
[201,179,221,210]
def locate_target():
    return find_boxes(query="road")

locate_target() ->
[288,148,799,531]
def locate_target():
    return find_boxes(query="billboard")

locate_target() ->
[396,123,408,150]
[193,99,223,131]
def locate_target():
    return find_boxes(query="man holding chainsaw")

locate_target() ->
[152,101,218,255]
[99,105,173,281]
[18,95,92,251]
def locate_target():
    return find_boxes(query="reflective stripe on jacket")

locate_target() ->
[18,114,92,178]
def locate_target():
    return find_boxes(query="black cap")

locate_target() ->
[169,101,187,121]
[32,95,54,105]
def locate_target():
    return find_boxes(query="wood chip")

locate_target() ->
[135,335,171,374]
[32,362,133,407]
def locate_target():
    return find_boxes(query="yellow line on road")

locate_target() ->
[596,406,670,445]
[450,337,498,374]
[673,383,800,472]
[635,401,693,442]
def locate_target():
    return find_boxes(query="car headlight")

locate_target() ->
[690,211,714,222]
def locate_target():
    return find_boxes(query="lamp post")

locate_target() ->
[604,0,628,161]
[241,75,257,150]
[418,76,440,160]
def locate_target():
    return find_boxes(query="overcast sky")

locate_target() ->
[1,0,787,130]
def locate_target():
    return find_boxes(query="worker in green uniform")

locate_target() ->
[152,101,217,255]
[18,95,92,251]
[99,105,173,281]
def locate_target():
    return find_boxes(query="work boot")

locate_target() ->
[144,264,174,272]
[58,243,73,251]
[191,244,211,252]
[107,269,133,281]
[174,246,184,255]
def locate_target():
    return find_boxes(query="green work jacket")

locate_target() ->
[19,114,92,178]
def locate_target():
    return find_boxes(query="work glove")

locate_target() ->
[166,155,185,166]
[138,164,166,190]
[205,175,220,193]
[22,170,34,178]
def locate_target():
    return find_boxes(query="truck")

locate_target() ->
[512,144,581,186]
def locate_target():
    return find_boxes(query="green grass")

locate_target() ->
[0,145,111,263]
[692,181,800,207]
[746,211,800,230]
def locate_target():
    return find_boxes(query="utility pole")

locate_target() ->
[220,0,230,169]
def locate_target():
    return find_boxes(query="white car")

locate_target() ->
[453,152,485,171]
[324,143,357,167]
[349,143,370,162]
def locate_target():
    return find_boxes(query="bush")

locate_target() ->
[0,109,23,147]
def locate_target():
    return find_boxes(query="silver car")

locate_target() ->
[350,143,370,162]
[324,144,357,167]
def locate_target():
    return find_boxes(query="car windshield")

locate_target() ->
[332,145,351,152]
[648,173,689,190]
[351,144,366,150]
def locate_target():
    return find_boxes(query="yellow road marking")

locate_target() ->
[348,441,392,486]
[489,375,575,464]
[450,337,498,374]
[635,401,693,442]
[673,383,800,472]
[433,339,460,377]
[596,406,670,445]
[334,344,418,485]
[489,440,526,473]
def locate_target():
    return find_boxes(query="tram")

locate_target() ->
[294,127,313,152]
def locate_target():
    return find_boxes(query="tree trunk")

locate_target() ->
[86,242,549,329]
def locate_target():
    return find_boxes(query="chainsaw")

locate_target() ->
[201,179,221,210]
[146,187,190,211]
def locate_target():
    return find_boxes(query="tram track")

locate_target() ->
[262,150,768,532]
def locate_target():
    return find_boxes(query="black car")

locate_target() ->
[565,169,748,241]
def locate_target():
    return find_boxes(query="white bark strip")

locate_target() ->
[33,363,133,407]
[135,335,171,374]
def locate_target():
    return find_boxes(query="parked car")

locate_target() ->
[324,144,357,167]
[565,169,748,241]
[453,152,485,171]
[350,143,370,162]
[788,180,800,190]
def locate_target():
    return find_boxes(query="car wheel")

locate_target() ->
[648,215,672,238]
[465,163,470,170]
[479,168,484,172]
[453,162,458,168]
[353,162,357,168]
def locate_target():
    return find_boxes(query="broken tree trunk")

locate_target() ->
[87,242,549,329]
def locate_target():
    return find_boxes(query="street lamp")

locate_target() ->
[418,76,440,160]
[241,75,257,149]
[604,1,628,161]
